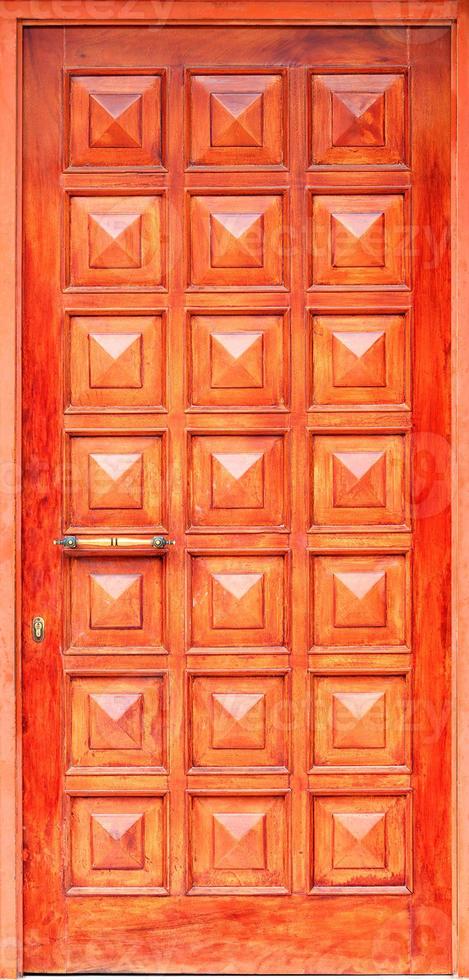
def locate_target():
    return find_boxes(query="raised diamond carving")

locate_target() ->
[191,434,285,529]
[210,91,263,147]
[89,91,143,149]
[70,434,163,528]
[312,313,407,406]
[190,674,287,770]
[68,74,163,168]
[332,330,386,387]
[191,555,285,649]
[312,674,408,768]
[89,332,142,389]
[188,72,284,167]
[332,692,386,748]
[211,451,264,509]
[333,570,386,628]
[89,693,143,750]
[69,674,166,770]
[71,315,164,408]
[89,573,143,629]
[210,212,264,268]
[69,195,164,288]
[312,194,407,288]
[190,194,284,287]
[332,450,386,508]
[211,332,264,388]
[213,812,266,869]
[313,434,406,526]
[190,312,286,409]
[88,212,142,269]
[91,812,144,870]
[313,555,407,648]
[332,811,385,869]
[211,692,265,749]
[312,794,409,889]
[88,452,143,509]
[211,572,264,629]
[311,73,406,166]
[332,91,385,147]
[331,211,385,268]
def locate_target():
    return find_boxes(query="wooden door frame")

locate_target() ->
[0,1,465,975]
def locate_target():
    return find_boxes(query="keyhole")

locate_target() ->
[32,616,45,643]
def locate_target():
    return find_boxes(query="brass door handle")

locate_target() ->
[53,535,175,550]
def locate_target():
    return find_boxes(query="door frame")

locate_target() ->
[0,1,465,975]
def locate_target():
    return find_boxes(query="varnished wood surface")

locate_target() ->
[20,16,452,976]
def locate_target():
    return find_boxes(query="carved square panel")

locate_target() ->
[311,673,409,769]
[68,434,164,530]
[188,793,289,893]
[189,193,286,288]
[68,73,164,168]
[69,557,165,651]
[188,672,289,771]
[189,554,287,650]
[311,72,407,166]
[187,71,285,168]
[188,311,289,410]
[312,555,408,650]
[68,795,168,893]
[68,194,165,289]
[67,673,167,771]
[189,433,287,529]
[311,194,408,288]
[68,314,166,410]
[312,794,410,890]
[312,434,407,527]
[311,313,407,406]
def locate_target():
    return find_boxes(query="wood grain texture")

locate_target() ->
[457,2,469,974]
[19,15,452,977]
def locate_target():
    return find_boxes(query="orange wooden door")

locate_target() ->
[22,23,451,974]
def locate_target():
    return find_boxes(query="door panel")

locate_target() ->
[22,23,451,975]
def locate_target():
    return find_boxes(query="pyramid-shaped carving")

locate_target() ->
[332,330,386,387]
[331,210,385,268]
[210,91,263,147]
[89,91,143,149]
[211,572,264,629]
[332,811,385,869]
[91,811,144,869]
[211,451,264,509]
[332,90,385,147]
[211,331,263,388]
[89,332,142,389]
[88,212,142,269]
[332,450,386,508]
[89,692,143,749]
[210,212,264,268]
[88,451,143,509]
[333,569,386,628]
[211,692,265,749]
[332,691,386,749]
[89,573,143,630]
[213,811,266,869]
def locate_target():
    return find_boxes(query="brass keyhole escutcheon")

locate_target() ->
[32,616,45,643]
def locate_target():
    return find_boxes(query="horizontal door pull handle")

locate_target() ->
[53,535,176,550]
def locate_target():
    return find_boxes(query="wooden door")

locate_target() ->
[22,22,451,974]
